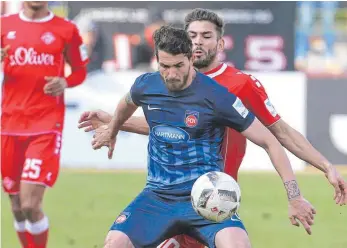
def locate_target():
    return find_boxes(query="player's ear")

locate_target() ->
[217,38,225,53]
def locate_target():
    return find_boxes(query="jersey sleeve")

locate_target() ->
[129,73,150,106]
[238,75,281,127]
[65,23,89,68]
[214,88,255,132]
[1,16,6,47]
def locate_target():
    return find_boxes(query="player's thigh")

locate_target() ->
[109,189,178,248]
[215,226,251,248]
[21,133,62,188]
[20,182,46,211]
[104,230,135,248]
[185,199,247,248]
[201,214,248,248]
[1,135,26,194]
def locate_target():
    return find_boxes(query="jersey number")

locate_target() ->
[22,158,42,179]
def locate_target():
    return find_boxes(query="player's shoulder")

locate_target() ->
[198,71,223,88]
[52,15,78,30]
[222,65,251,83]
[1,13,19,23]
[198,72,234,97]
[207,64,250,90]
[136,71,160,83]
[132,71,160,89]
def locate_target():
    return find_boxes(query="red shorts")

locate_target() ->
[159,235,205,248]
[1,133,62,194]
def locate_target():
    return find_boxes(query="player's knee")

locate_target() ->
[104,230,134,248]
[20,183,45,221]
[21,204,41,221]
[20,199,42,221]
[215,227,251,248]
[9,195,23,217]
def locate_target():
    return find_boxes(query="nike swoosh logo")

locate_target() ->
[148,106,161,110]
[231,213,241,222]
[230,216,241,222]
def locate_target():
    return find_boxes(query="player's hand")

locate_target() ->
[325,166,347,206]
[288,196,316,235]
[1,45,10,61]
[78,110,112,132]
[43,76,67,96]
[91,124,116,159]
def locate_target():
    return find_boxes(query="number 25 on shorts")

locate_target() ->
[22,158,42,179]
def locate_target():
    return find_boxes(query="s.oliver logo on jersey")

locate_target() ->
[185,110,199,128]
[152,125,190,143]
[9,47,54,66]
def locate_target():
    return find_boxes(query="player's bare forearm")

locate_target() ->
[264,141,301,199]
[121,116,149,135]
[93,110,149,135]
[242,119,300,199]
[109,92,138,137]
[269,119,331,173]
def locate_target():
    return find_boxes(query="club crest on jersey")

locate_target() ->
[41,32,55,45]
[185,110,199,128]
[115,212,131,224]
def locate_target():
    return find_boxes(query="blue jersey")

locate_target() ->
[130,71,254,194]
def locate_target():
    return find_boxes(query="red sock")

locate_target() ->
[14,220,32,248]
[25,231,35,248]
[26,216,49,248]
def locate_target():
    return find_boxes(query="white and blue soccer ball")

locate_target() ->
[191,171,241,223]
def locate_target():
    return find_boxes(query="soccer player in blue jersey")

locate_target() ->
[91,26,316,248]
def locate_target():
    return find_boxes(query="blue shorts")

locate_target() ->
[110,189,246,248]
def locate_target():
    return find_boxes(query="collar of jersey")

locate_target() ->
[19,10,54,23]
[205,63,227,78]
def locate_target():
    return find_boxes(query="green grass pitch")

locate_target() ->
[1,170,347,248]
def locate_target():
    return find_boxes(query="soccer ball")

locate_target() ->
[191,171,241,222]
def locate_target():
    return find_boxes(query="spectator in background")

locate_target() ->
[76,18,104,73]
[132,8,166,70]
[295,1,342,74]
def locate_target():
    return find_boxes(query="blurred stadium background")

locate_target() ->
[1,1,347,248]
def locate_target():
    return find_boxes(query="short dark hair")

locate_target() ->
[153,25,193,60]
[184,8,225,38]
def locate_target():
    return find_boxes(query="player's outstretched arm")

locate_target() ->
[238,73,346,206]
[241,118,316,235]
[91,92,138,158]
[268,119,347,206]
[121,116,149,135]
[78,109,150,135]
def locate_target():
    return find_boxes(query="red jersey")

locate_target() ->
[205,63,281,180]
[1,11,88,135]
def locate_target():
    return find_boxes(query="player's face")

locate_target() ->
[187,21,224,69]
[158,50,193,92]
[25,1,48,11]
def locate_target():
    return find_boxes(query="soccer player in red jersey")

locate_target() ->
[78,8,346,248]
[1,2,88,247]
